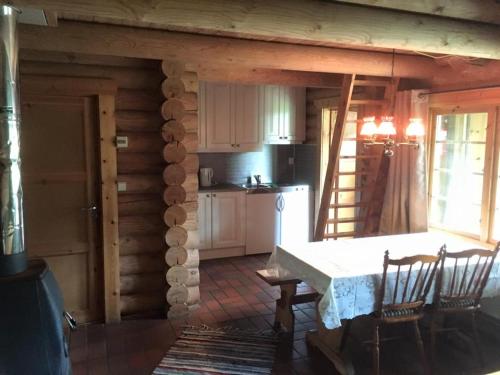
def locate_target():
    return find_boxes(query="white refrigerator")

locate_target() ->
[246,185,311,254]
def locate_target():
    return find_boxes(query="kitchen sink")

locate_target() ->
[241,183,280,194]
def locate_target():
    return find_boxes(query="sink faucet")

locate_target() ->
[253,175,261,186]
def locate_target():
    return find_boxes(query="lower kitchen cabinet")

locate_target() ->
[197,191,246,258]
[198,192,212,250]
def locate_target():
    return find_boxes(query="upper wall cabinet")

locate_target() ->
[199,81,261,153]
[259,85,306,144]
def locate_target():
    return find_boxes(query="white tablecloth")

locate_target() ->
[267,232,500,329]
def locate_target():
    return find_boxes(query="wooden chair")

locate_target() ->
[430,243,500,369]
[341,250,440,375]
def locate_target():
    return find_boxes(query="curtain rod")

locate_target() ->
[418,84,500,98]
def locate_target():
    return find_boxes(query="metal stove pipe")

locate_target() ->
[0,5,26,276]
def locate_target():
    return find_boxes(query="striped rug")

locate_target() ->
[153,326,278,375]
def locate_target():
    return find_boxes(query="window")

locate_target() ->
[429,108,498,242]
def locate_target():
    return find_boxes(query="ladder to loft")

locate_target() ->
[314,74,399,241]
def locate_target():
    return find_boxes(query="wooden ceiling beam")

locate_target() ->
[336,0,500,26]
[190,64,344,87]
[18,21,439,79]
[10,0,500,59]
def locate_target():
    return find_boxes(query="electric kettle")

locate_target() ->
[199,168,214,187]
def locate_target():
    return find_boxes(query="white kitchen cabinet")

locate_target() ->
[197,191,246,251]
[233,85,260,151]
[211,191,246,248]
[198,81,261,152]
[260,85,306,144]
[198,192,212,250]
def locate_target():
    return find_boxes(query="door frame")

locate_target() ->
[21,74,121,323]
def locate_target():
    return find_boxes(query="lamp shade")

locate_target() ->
[377,116,396,136]
[406,118,425,137]
[361,116,377,136]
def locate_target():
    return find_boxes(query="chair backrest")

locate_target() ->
[376,250,441,315]
[434,243,500,306]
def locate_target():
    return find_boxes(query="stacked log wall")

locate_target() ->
[161,61,200,320]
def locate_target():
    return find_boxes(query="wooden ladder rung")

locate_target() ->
[340,155,378,159]
[335,171,372,176]
[324,231,358,239]
[354,79,391,87]
[329,202,368,208]
[331,187,370,193]
[327,217,366,224]
[350,99,388,106]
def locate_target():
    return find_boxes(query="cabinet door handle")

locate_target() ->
[212,193,216,197]
[206,194,210,197]
[236,144,240,147]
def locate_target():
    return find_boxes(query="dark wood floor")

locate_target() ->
[71,255,500,374]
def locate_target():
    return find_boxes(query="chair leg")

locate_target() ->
[471,312,484,369]
[413,320,431,375]
[372,322,380,375]
[429,313,438,368]
[340,319,352,352]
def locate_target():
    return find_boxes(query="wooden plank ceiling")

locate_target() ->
[334,0,500,25]
[11,0,500,60]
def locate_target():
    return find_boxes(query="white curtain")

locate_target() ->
[379,90,429,234]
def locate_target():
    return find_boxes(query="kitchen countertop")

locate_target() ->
[199,183,246,193]
[199,182,310,194]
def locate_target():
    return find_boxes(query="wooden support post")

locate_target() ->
[314,74,356,241]
[161,60,200,320]
[99,94,121,323]
[274,283,297,334]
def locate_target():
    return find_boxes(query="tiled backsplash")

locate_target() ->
[199,145,275,185]
[198,144,317,186]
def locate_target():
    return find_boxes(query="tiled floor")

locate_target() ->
[71,254,500,374]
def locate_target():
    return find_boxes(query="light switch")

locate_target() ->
[117,181,127,192]
[288,157,294,166]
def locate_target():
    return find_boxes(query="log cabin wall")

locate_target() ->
[160,61,200,319]
[19,52,192,318]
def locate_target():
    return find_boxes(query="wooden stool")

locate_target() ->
[256,269,319,333]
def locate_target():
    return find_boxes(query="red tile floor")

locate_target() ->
[70,255,500,374]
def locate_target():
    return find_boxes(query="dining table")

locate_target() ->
[266,231,500,374]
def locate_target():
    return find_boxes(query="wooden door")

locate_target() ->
[197,192,212,250]
[211,192,245,249]
[234,84,260,152]
[21,95,101,323]
[204,82,234,151]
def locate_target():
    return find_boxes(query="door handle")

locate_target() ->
[81,206,97,212]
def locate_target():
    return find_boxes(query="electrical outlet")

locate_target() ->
[288,157,294,166]
[115,136,128,148]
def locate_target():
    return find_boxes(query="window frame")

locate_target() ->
[428,104,499,243]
